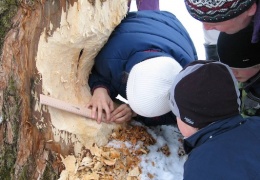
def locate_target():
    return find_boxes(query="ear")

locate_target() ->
[248,3,257,16]
[177,117,198,137]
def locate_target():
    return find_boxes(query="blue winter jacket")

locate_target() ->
[88,10,197,125]
[183,115,260,180]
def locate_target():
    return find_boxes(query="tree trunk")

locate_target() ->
[0,0,128,179]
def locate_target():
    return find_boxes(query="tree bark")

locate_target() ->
[0,0,128,179]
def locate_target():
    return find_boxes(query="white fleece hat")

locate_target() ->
[126,56,182,117]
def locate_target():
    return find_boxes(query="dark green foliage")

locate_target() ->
[0,0,19,56]
[42,161,59,180]
[0,76,20,179]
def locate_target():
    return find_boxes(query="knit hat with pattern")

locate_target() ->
[185,0,256,22]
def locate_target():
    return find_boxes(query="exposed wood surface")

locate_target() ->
[0,0,128,179]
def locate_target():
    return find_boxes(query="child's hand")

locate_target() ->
[87,87,114,124]
[110,104,137,123]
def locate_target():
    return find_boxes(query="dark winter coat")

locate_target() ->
[88,11,197,126]
[241,71,260,116]
[183,115,260,180]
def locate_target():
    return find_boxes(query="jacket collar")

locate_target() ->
[183,115,245,154]
[243,71,260,90]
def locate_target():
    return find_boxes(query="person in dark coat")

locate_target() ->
[218,23,260,116]
[88,10,197,125]
[169,60,260,180]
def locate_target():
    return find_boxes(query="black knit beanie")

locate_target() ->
[218,23,260,68]
[169,60,241,129]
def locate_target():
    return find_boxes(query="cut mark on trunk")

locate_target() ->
[76,49,84,76]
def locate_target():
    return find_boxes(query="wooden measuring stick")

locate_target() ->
[40,94,94,119]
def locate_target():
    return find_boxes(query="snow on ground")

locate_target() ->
[59,120,187,180]
[107,121,187,180]
[138,124,187,180]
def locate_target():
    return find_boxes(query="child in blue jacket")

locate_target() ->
[88,11,197,125]
[169,60,260,180]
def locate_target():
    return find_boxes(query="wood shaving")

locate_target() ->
[159,144,171,157]
[178,138,186,157]
[58,124,156,180]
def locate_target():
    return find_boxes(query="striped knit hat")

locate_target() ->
[185,0,256,22]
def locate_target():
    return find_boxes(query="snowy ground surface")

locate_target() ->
[108,121,187,180]
[137,123,187,180]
